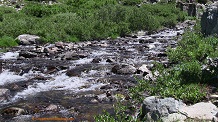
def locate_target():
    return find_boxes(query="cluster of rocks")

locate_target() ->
[141,96,218,122]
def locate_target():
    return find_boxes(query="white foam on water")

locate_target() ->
[12,73,98,100]
[73,58,93,64]
[91,50,112,56]
[0,70,26,86]
[0,52,19,59]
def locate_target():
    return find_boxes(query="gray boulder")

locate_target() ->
[17,34,40,45]
[201,2,218,36]
[141,96,186,121]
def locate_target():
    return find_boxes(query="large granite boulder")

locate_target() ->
[141,96,186,121]
[201,2,218,36]
[16,34,41,45]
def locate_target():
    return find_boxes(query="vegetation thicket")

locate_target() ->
[0,0,186,44]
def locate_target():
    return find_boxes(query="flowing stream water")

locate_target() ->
[0,21,194,121]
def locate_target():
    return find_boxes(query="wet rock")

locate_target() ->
[16,34,40,45]
[2,107,25,116]
[0,89,10,102]
[19,51,38,58]
[66,66,91,77]
[111,64,136,75]
[45,104,58,111]
[60,52,88,60]
[141,96,186,121]
[179,102,218,120]
[92,58,102,63]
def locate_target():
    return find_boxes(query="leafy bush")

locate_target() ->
[21,3,73,17]
[0,1,187,42]
[120,0,143,6]
[0,13,37,38]
[0,36,18,47]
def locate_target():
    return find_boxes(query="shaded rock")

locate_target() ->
[141,96,186,121]
[201,2,218,36]
[0,88,10,102]
[111,64,136,75]
[17,34,40,45]
[179,102,218,120]
[2,107,25,116]
[177,2,197,17]
[19,51,38,58]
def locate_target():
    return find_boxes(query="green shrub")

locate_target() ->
[0,1,187,42]
[0,36,18,47]
[21,3,73,17]
[120,0,142,5]
[0,13,37,38]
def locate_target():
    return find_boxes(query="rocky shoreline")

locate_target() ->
[0,20,217,122]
